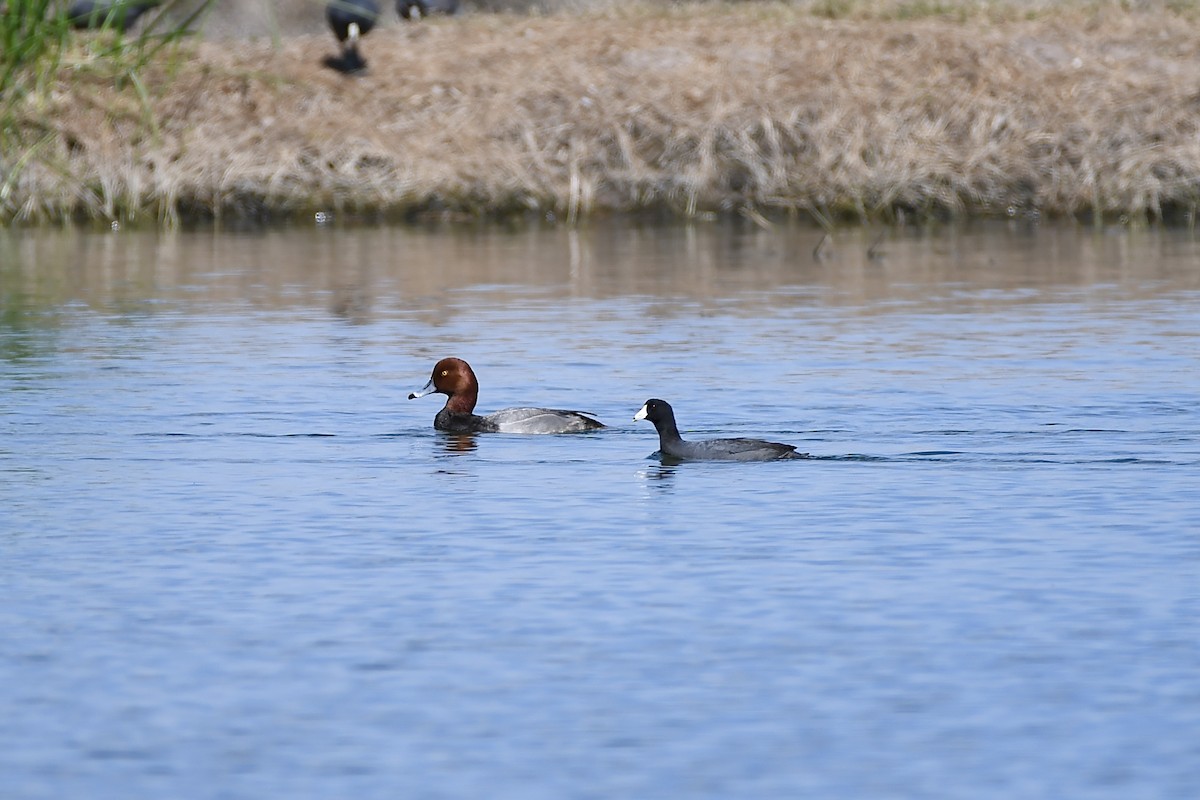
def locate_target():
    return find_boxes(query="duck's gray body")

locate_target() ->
[434,406,603,434]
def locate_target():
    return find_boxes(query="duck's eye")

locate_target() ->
[440,370,449,376]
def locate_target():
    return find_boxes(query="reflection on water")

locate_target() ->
[3,221,1199,329]
[1,220,1198,800]
[637,462,678,485]
[438,432,480,454]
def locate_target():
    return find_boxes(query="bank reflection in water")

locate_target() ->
[3,222,1199,331]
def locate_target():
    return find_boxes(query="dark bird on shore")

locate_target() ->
[67,0,157,32]
[397,0,459,21]
[324,0,380,74]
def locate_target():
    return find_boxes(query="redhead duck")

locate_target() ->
[410,358,604,434]
[323,0,379,74]
[635,399,803,461]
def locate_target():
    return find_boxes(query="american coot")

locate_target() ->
[409,357,605,434]
[67,0,156,31]
[323,0,380,74]
[634,398,803,461]
[397,0,459,21]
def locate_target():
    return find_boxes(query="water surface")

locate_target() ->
[2,221,1198,799]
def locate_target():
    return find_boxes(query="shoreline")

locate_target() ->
[5,2,1200,226]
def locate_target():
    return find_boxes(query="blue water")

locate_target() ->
[2,222,1198,799]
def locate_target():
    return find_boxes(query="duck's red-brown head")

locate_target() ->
[408,357,480,414]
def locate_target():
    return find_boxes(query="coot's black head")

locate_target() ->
[396,0,428,20]
[634,398,674,425]
[326,0,379,42]
[398,0,458,18]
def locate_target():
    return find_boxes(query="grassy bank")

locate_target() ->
[4,1,1200,225]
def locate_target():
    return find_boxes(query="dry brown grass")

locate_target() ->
[6,1,1200,224]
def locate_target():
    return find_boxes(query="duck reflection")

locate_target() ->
[437,432,479,454]
[638,463,677,489]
